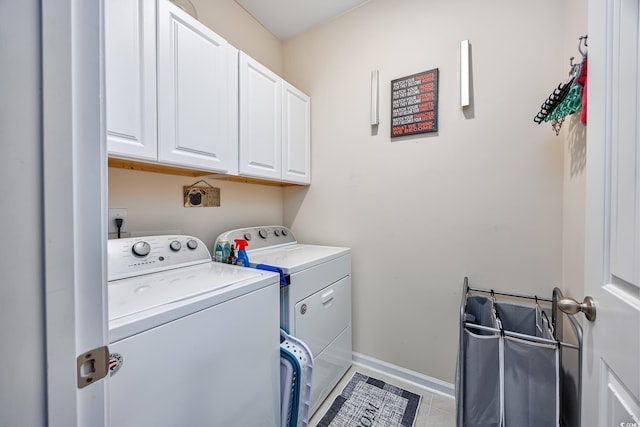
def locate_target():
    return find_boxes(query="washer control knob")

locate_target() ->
[169,240,182,251]
[274,229,281,237]
[243,232,252,241]
[258,229,268,239]
[132,241,151,257]
[186,239,198,250]
[281,229,288,236]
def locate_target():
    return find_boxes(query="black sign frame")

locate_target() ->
[390,68,439,138]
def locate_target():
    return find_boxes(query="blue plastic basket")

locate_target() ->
[280,329,313,427]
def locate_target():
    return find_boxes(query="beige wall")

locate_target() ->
[561,0,588,306]
[108,169,284,253]
[282,0,567,383]
[109,0,587,386]
[191,0,283,75]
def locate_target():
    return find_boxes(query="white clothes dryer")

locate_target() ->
[107,235,281,427]
[215,226,352,416]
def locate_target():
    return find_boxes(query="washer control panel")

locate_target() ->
[108,235,211,281]
[214,226,296,253]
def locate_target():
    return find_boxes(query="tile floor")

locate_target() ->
[309,363,456,427]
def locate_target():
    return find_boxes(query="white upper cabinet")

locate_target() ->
[157,0,238,174]
[239,52,311,184]
[105,0,157,161]
[239,52,282,180]
[282,82,311,184]
[105,1,308,184]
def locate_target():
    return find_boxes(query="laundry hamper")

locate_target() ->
[456,277,581,427]
[280,329,313,427]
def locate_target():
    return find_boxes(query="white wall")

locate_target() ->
[0,1,47,425]
[282,0,567,383]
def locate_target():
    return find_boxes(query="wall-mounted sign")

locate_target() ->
[391,68,439,137]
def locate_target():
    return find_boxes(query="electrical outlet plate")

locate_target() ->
[108,208,128,233]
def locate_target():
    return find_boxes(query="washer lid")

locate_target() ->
[248,244,350,274]
[108,261,269,322]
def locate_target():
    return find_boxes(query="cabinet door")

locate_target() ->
[105,0,157,161]
[239,52,282,180]
[157,0,238,174]
[282,82,311,184]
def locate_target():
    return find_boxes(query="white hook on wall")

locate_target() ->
[460,40,470,108]
[370,70,379,126]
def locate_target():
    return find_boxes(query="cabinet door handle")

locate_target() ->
[321,289,335,305]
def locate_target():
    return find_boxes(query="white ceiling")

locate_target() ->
[234,0,370,40]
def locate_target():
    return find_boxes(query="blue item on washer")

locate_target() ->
[257,264,290,286]
[280,329,313,427]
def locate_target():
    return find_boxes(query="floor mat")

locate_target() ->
[316,372,422,427]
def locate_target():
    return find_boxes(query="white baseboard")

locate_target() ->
[352,352,455,398]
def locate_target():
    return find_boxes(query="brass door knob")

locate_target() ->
[557,296,596,321]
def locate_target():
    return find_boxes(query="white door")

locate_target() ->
[105,0,157,161]
[239,52,282,180]
[282,81,311,184]
[42,0,109,425]
[583,0,640,424]
[157,0,238,174]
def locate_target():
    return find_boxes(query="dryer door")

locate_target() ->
[294,276,350,356]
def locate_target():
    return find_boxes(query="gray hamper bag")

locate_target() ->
[462,330,501,426]
[503,336,559,426]
[457,295,502,427]
[495,301,538,336]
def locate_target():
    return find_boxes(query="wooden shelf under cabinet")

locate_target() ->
[108,158,303,187]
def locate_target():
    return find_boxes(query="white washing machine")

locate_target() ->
[215,226,352,416]
[107,235,281,427]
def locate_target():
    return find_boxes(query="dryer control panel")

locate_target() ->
[108,235,211,281]
[214,226,296,252]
